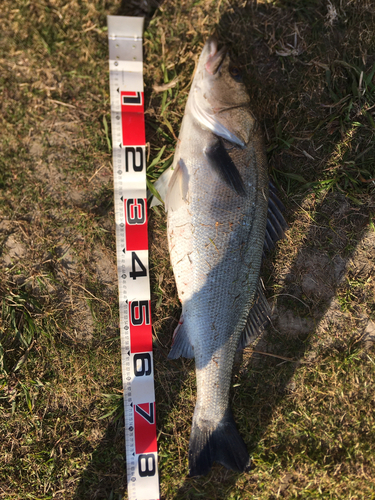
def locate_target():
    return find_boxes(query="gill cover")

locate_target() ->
[190,38,256,147]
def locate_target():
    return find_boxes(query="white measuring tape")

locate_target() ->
[107,16,159,500]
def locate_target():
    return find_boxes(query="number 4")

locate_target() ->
[129,252,147,280]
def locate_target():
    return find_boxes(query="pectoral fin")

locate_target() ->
[205,138,246,196]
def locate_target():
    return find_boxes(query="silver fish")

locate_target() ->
[154,38,286,476]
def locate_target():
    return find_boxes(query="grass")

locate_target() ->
[1,0,375,498]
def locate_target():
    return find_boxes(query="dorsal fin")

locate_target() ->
[263,182,288,255]
[239,281,271,349]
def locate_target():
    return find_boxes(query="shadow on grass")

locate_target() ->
[117,0,165,28]
[73,418,127,500]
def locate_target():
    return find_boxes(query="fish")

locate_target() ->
[153,37,287,476]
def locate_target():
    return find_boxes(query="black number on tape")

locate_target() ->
[134,353,152,377]
[129,252,147,280]
[138,454,156,477]
[122,92,142,105]
[125,147,143,172]
[126,199,145,225]
[135,403,154,424]
[130,300,150,326]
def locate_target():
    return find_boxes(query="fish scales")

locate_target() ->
[153,37,284,476]
[168,116,268,408]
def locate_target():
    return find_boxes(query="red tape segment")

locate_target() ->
[124,197,148,251]
[121,91,146,145]
[134,402,157,454]
[129,300,153,353]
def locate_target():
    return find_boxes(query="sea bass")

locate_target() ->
[154,38,286,476]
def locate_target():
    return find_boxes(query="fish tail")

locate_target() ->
[189,407,250,476]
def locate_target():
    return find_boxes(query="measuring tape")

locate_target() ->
[107,16,159,500]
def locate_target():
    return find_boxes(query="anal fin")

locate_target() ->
[168,316,194,359]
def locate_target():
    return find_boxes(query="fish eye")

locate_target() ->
[229,66,242,82]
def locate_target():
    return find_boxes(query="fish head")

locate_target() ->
[190,38,257,147]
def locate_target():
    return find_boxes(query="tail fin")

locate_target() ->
[189,408,250,477]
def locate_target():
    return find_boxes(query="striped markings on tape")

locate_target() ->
[107,15,160,500]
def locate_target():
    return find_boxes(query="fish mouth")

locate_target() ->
[205,38,227,75]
